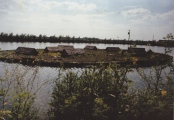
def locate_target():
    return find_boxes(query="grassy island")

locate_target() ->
[0,45,173,67]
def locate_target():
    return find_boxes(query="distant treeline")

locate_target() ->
[0,32,174,47]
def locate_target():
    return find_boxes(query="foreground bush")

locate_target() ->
[0,65,48,120]
[48,64,173,120]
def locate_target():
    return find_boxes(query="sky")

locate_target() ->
[0,0,174,40]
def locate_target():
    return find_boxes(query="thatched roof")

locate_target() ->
[128,47,146,52]
[44,45,74,52]
[106,47,120,52]
[128,47,146,56]
[62,49,85,57]
[15,47,38,55]
[44,47,62,52]
[84,45,97,50]
[74,49,85,55]
[62,49,73,56]
[58,45,74,49]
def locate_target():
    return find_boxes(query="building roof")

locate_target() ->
[15,47,38,55]
[62,49,85,56]
[62,49,73,56]
[84,45,97,50]
[58,45,74,49]
[128,47,146,56]
[106,47,120,52]
[44,45,74,52]
[44,47,62,52]
[74,49,85,55]
[128,47,146,52]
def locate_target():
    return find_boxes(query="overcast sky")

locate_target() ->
[0,0,174,40]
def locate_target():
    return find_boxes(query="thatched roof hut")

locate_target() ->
[128,47,146,56]
[106,47,120,52]
[74,49,85,55]
[61,49,73,57]
[15,47,38,55]
[84,45,97,50]
[44,45,74,52]
[44,47,62,52]
[62,49,85,57]
[58,45,74,49]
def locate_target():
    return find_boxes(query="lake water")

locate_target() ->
[0,42,173,116]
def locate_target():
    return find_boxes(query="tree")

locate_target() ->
[43,35,47,40]
[0,64,49,120]
[135,63,174,120]
[0,32,4,37]
[9,33,13,37]
[39,34,43,39]
[49,62,173,120]
[163,33,173,54]
[48,64,133,120]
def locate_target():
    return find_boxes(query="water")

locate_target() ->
[0,42,173,117]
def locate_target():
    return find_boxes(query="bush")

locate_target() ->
[48,63,173,120]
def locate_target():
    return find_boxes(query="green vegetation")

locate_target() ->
[163,33,174,55]
[48,64,173,120]
[0,65,49,120]
[0,32,174,47]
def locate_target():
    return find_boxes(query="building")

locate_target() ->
[105,47,120,52]
[61,49,85,57]
[128,47,146,56]
[44,45,74,52]
[44,47,62,52]
[84,45,97,50]
[74,49,85,55]
[15,47,38,55]
[58,45,74,50]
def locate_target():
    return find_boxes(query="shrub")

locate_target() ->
[48,63,173,120]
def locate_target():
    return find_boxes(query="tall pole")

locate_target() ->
[128,30,130,46]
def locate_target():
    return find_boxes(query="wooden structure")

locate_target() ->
[15,47,38,55]
[58,45,74,49]
[62,49,85,57]
[128,47,146,56]
[44,45,74,52]
[105,47,120,52]
[84,45,97,50]
[44,47,62,52]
